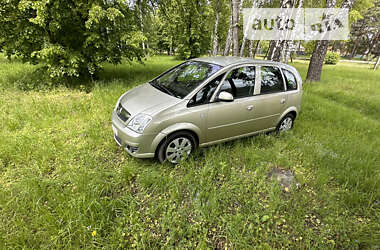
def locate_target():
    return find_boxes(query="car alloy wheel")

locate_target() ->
[158,131,196,164]
[279,117,293,131]
[165,137,192,164]
[277,114,295,133]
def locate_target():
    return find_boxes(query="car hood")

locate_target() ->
[120,83,181,116]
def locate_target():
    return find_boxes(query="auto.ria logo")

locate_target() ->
[243,8,349,40]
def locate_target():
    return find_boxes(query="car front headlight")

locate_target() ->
[127,114,152,133]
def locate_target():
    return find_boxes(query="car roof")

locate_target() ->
[192,56,288,68]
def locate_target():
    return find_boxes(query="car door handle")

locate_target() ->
[280,98,286,104]
[247,105,253,111]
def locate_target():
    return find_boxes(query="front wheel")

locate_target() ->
[277,113,295,132]
[157,131,196,164]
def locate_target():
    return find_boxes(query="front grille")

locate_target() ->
[116,103,131,122]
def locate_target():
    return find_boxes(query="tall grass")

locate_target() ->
[0,55,379,248]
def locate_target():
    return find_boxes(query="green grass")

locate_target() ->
[0,55,379,248]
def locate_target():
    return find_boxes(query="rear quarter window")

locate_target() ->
[282,69,298,91]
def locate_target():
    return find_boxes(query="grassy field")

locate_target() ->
[0,55,379,248]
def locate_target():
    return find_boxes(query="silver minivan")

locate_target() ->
[112,57,302,163]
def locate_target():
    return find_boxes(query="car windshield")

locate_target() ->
[150,61,222,99]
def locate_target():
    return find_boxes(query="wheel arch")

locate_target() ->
[151,123,201,157]
[277,107,298,125]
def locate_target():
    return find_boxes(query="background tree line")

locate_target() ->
[0,0,379,85]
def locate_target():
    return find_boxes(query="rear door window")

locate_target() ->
[260,66,285,94]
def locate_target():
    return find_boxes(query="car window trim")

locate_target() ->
[210,64,258,102]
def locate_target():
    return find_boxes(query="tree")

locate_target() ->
[211,0,221,56]
[306,0,337,82]
[232,0,240,56]
[356,0,380,59]
[306,0,372,82]
[223,3,233,56]
[0,0,145,82]
[155,0,178,55]
[213,0,231,55]
[157,0,211,59]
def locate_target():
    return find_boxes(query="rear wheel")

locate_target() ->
[277,113,295,132]
[158,131,196,164]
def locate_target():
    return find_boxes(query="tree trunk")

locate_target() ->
[267,0,299,62]
[264,44,270,59]
[374,56,380,70]
[253,40,260,58]
[305,0,339,82]
[212,1,220,57]
[267,41,275,60]
[223,3,233,56]
[349,37,359,59]
[365,31,380,59]
[169,38,173,55]
[306,40,330,82]
[232,0,240,56]
[239,0,248,57]
[271,41,284,62]
[283,41,291,64]
[241,0,259,57]
[146,43,150,57]
[138,1,145,53]
[240,37,247,57]
[248,40,254,58]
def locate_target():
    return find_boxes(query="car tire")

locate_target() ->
[157,131,196,164]
[276,113,295,133]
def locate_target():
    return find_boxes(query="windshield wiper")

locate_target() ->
[150,81,176,97]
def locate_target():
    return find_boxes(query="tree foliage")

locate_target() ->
[0,0,145,82]
[1,0,379,86]
[348,0,380,58]
[156,0,212,59]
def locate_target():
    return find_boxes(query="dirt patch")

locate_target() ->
[267,167,299,191]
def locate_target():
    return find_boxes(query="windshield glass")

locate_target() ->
[150,61,222,99]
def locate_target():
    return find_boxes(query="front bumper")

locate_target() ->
[112,110,156,158]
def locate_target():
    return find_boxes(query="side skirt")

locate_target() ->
[199,127,276,147]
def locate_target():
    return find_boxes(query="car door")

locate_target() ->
[206,65,261,142]
[185,74,225,143]
[248,65,288,130]
[282,67,301,111]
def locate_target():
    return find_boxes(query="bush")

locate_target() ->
[325,51,340,65]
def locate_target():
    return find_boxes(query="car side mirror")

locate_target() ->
[218,91,234,102]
